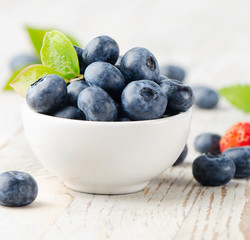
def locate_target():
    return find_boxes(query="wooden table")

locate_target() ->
[0,0,250,239]
[0,94,249,240]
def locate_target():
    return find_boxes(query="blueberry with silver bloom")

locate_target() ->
[73,46,87,74]
[160,65,186,82]
[160,79,194,113]
[26,74,67,114]
[121,80,167,121]
[53,106,85,120]
[0,171,38,207]
[194,133,221,154]
[82,35,119,66]
[84,62,126,100]
[192,86,219,109]
[120,47,160,83]
[77,86,117,121]
[223,146,250,178]
[192,153,235,186]
[67,80,89,107]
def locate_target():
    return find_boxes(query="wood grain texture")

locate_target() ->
[42,166,202,240]
[0,93,23,148]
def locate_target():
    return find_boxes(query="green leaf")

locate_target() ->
[41,30,80,79]
[219,85,250,113]
[26,27,81,57]
[10,64,64,97]
[3,69,23,91]
[66,35,80,47]
[26,27,48,56]
[3,57,41,91]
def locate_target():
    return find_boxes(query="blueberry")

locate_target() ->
[53,106,85,120]
[82,35,119,66]
[160,65,186,82]
[223,146,250,178]
[192,153,235,186]
[120,47,160,83]
[73,46,87,74]
[26,74,67,114]
[77,86,117,121]
[121,80,167,120]
[84,62,126,100]
[115,55,123,70]
[67,80,90,107]
[192,86,219,109]
[173,145,188,166]
[154,75,168,85]
[118,117,131,121]
[0,171,38,207]
[194,133,221,154]
[159,75,168,82]
[160,79,194,113]
[10,54,40,71]
[116,102,128,119]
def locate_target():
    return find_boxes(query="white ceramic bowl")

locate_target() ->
[22,103,192,194]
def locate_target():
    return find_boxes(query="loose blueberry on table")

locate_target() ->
[223,146,250,178]
[192,86,219,109]
[194,133,221,154]
[192,153,236,186]
[0,171,38,207]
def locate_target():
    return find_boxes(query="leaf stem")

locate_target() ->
[68,75,84,83]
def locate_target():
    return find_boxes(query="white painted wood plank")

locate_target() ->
[42,165,202,240]
[0,93,24,148]
[0,176,73,240]
[174,180,249,240]
[0,131,73,240]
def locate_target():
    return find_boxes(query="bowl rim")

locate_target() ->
[23,102,192,126]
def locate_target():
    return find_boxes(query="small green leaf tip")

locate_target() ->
[219,84,250,113]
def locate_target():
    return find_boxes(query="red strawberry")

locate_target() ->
[220,122,250,152]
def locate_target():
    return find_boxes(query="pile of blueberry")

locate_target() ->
[26,35,194,121]
[192,132,250,186]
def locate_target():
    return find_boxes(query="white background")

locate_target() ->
[0,0,250,89]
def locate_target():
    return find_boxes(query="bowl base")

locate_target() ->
[64,181,149,195]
